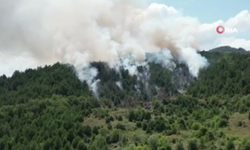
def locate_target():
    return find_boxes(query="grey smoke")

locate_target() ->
[0,0,208,93]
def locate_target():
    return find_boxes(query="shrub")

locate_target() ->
[175,142,184,150]
[226,140,235,150]
[191,123,201,130]
[118,116,123,121]
[115,123,125,130]
[188,139,198,150]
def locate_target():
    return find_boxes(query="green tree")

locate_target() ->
[89,135,108,150]
[153,100,160,110]
[248,112,250,122]
[54,137,62,150]
[77,141,87,150]
[128,110,136,122]
[115,123,126,130]
[64,142,71,150]
[118,116,123,121]
[241,141,250,150]
[226,140,235,150]
[175,143,184,150]
[218,119,228,128]
[157,136,171,150]
[154,117,166,132]
[44,139,53,150]
[188,139,198,150]
[107,129,120,144]
[66,129,75,143]
[147,135,158,150]
[72,137,81,149]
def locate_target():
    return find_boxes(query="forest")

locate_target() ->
[0,46,250,150]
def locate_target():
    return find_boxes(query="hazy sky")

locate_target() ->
[150,0,249,22]
[148,0,250,40]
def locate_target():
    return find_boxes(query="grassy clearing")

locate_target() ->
[109,108,128,116]
[226,112,250,138]
[83,114,106,126]
[82,108,250,150]
[83,108,131,127]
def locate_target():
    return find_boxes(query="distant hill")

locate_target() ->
[206,46,250,54]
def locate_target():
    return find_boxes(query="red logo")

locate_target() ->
[216,25,225,34]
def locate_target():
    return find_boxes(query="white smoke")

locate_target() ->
[91,79,100,97]
[177,47,208,77]
[146,49,176,71]
[116,81,123,90]
[118,54,148,76]
[0,0,208,90]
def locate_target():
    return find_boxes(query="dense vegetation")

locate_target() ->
[189,51,250,98]
[0,46,250,150]
[207,46,250,54]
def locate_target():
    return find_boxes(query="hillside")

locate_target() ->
[205,46,250,54]
[1,48,250,150]
[189,51,250,98]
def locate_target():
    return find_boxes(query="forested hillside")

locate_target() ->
[1,47,250,150]
[189,51,250,98]
[0,61,190,107]
[207,46,250,54]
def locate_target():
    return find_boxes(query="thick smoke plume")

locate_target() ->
[0,0,208,94]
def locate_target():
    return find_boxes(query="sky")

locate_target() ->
[147,0,250,49]
[150,0,249,23]
[0,0,250,77]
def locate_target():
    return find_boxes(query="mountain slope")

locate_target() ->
[206,46,250,54]
[188,51,250,98]
[0,60,192,107]
[1,46,250,150]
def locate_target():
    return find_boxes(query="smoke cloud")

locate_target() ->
[146,50,176,70]
[0,0,208,88]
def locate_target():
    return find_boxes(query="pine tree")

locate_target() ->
[248,111,250,122]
